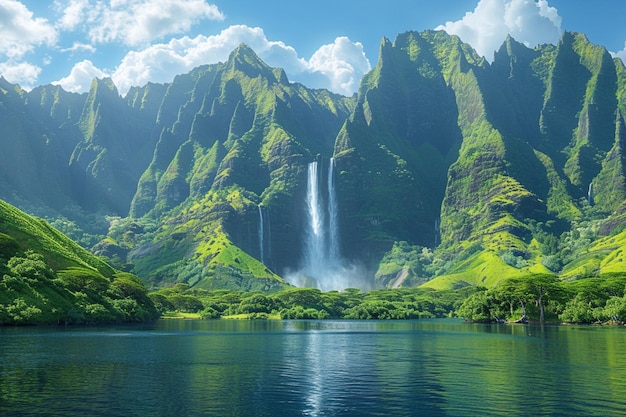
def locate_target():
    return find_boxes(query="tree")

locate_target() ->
[57,267,110,293]
[492,279,529,321]
[456,290,493,322]
[518,274,564,323]
[603,296,626,323]
[559,294,595,323]
[7,251,54,282]
[238,293,274,314]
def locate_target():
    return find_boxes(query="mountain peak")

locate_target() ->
[87,77,120,99]
[227,43,273,79]
[493,34,535,65]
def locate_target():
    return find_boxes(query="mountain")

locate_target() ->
[1,33,626,292]
[0,199,157,324]
[348,31,626,289]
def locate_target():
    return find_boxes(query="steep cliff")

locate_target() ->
[1,32,626,291]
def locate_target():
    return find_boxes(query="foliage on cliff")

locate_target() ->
[1,31,626,293]
[0,200,157,325]
[349,31,626,290]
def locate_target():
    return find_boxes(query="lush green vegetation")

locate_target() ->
[3,31,626,300]
[457,273,626,324]
[149,284,476,320]
[151,272,626,326]
[0,250,158,325]
[0,200,158,325]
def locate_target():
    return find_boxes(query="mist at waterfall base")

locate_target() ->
[284,160,374,292]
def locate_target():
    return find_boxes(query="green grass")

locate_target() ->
[421,250,527,290]
[161,312,202,319]
[0,199,114,276]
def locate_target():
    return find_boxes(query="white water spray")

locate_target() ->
[288,159,373,291]
[304,161,327,269]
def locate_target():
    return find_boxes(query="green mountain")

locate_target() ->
[351,31,626,289]
[96,44,354,290]
[0,199,157,324]
[1,32,626,293]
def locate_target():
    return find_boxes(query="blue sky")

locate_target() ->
[1,0,626,96]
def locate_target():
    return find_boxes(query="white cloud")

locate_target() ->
[612,42,626,64]
[0,60,41,88]
[436,0,562,61]
[53,59,108,93]
[56,0,225,46]
[306,37,370,96]
[0,0,58,58]
[54,0,89,31]
[108,25,369,97]
[61,41,96,54]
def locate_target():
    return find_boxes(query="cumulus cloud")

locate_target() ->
[53,59,108,93]
[0,60,41,88]
[306,37,370,96]
[55,0,225,46]
[54,0,89,31]
[106,25,369,96]
[0,0,58,59]
[436,0,562,61]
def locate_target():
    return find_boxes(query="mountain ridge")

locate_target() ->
[1,32,626,292]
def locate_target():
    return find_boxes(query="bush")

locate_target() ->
[200,307,220,319]
[279,306,327,319]
[84,303,112,323]
[57,267,110,293]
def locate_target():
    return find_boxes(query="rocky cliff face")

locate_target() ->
[335,30,626,287]
[1,32,626,290]
[102,45,355,289]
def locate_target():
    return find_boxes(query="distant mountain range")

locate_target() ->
[1,30,625,292]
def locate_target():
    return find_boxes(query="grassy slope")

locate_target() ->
[0,199,158,324]
[0,199,114,276]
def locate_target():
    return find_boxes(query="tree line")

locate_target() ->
[150,273,626,324]
[149,284,475,320]
[457,273,626,324]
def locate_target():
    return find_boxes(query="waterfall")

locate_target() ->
[257,204,271,266]
[266,206,271,263]
[304,161,326,270]
[290,159,373,291]
[258,204,265,264]
[328,158,339,260]
[588,183,594,206]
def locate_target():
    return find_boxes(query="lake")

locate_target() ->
[1,319,625,416]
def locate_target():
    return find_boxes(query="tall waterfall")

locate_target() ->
[304,161,328,271]
[289,159,373,291]
[258,204,265,265]
[258,204,271,265]
[327,158,339,260]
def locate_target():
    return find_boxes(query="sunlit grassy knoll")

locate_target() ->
[421,250,526,290]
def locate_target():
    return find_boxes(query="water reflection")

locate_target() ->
[1,320,626,416]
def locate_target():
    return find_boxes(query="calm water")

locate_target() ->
[1,319,625,417]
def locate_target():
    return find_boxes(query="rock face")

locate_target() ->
[1,32,626,290]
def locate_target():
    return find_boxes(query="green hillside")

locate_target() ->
[0,199,157,325]
[1,31,626,298]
